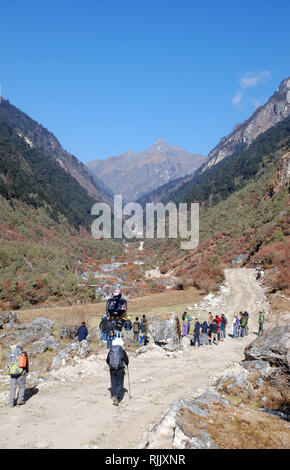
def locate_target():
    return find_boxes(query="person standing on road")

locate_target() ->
[221,314,228,338]
[99,315,108,341]
[200,320,209,345]
[133,317,141,342]
[139,315,148,345]
[182,312,189,337]
[239,313,247,337]
[258,311,265,335]
[192,318,201,347]
[8,345,29,407]
[232,314,239,338]
[211,320,219,345]
[106,338,129,406]
[124,317,132,339]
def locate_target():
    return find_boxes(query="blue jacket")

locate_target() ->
[78,325,88,341]
[194,322,201,335]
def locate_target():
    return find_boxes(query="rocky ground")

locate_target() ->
[0,268,288,449]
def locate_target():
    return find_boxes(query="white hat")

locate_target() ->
[112,338,124,347]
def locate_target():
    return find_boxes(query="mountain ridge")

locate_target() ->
[0,98,112,203]
[87,140,205,202]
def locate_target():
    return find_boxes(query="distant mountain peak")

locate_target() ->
[87,140,206,202]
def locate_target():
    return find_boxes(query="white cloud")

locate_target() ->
[232,91,244,108]
[232,70,271,109]
[239,71,271,89]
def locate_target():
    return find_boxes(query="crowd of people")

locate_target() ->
[6,286,266,409]
[181,309,261,346]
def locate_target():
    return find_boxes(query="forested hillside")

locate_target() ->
[0,98,112,202]
[0,120,95,230]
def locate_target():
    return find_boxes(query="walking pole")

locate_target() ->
[127,365,132,400]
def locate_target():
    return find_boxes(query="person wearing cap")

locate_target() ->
[106,338,129,406]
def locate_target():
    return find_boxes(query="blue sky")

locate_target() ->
[0,0,289,162]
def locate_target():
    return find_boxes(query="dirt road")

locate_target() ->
[0,268,268,449]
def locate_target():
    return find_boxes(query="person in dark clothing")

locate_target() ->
[77,322,88,342]
[133,317,141,342]
[124,317,132,339]
[99,315,108,341]
[106,316,116,349]
[192,318,201,347]
[114,316,124,338]
[106,338,129,406]
[200,321,209,345]
[211,320,219,344]
[139,317,148,345]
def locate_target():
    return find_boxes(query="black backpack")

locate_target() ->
[109,346,123,370]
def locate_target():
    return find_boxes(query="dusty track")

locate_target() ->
[0,268,267,449]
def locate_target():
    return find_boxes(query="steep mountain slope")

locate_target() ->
[0,120,95,229]
[87,139,205,201]
[142,116,290,294]
[0,98,112,203]
[203,76,290,172]
[139,77,290,206]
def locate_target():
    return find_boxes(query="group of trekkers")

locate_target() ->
[99,314,149,348]
[182,311,230,346]
[6,285,267,409]
[182,309,265,346]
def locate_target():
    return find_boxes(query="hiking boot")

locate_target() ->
[17,402,25,405]
[112,396,119,406]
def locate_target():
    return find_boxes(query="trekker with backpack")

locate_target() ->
[133,317,141,342]
[7,345,29,407]
[258,311,265,335]
[239,313,247,337]
[106,338,129,406]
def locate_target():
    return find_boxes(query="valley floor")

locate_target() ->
[0,268,269,449]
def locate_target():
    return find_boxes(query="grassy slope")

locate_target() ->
[0,196,124,309]
[143,142,289,293]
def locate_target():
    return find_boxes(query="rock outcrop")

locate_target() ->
[244,324,290,369]
[264,152,290,198]
[148,314,181,351]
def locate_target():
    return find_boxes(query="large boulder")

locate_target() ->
[59,326,79,340]
[87,327,102,343]
[51,341,90,369]
[14,318,54,346]
[148,314,181,352]
[244,324,290,369]
[27,335,62,356]
[145,389,227,449]
[0,312,10,328]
